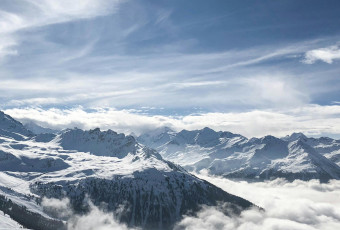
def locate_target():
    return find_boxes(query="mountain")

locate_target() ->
[0,111,33,140]
[0,111,255,230]
[137,126,177,149]
[0,210,28,230]
[138,128,340,182]
[23,121,58,134]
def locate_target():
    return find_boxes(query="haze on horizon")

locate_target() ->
[1,0,340,138]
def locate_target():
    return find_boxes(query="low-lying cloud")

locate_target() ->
[4,105,340,138]
[41,197,137,230]
[41,175,340,230]
[177,173,340,230]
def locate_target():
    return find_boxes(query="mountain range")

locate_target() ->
[137,127,340,182]
[0,111,255,230]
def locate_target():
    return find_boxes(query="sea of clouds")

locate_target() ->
[41,174,340,230]
[179,173,340,230]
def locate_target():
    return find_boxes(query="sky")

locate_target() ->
[1,0,340,137]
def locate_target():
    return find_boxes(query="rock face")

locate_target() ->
[138,128,340,182]
[0,111,255,230]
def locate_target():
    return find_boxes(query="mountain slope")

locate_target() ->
[0,111,255,229]
[0,111,33,140]
[139,128,340,182]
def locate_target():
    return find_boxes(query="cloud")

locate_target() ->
[41,174,340,230]
[0,0,120,32]
[0,0,121,61]
[41,197,73,219]
[4,105,340,138]
[67,204,136,230]
[0,2,334,111]
[0,36,17,60]
[0,70,310,110]
[1,2,339,114]
[175,173,340,230]
[41,197,137,230]
[303,45,340,64]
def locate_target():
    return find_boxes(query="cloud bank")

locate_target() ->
[41,175,340,230]
[4,105,340,138]
[175,173,340,230]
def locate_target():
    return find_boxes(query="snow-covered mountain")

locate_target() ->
[138,127,340,182]
[0,210,28,230]
[137,126,177,149]
[0,111,255,230]
[0,111,33,140]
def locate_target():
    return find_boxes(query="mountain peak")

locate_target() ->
[137,126,176,149]
[0,111,33,140]
[282,132,307,142]
[201,126,215,132]
[57,128,137,158]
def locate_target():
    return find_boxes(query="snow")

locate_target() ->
[1,110,340,228]
[57,128,138,158]
[138,127,340,181]
[1,132,171,186]
[0,111,256,229]
[0,211,27,229]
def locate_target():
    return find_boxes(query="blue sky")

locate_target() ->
[1,0,340,137]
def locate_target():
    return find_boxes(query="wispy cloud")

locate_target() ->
[1,0,340,130]
[1,43,318,110]
[303,44,340,64]
[0,0,121,61]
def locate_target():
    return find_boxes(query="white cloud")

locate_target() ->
[67,203,136,230]
[0,0,120,33]
[39,173,340,230]
[41,197,73,219]
[175,173,340,230]
[4,105,340,138]
[0,0,121,60]
[0,36,18,60]
[303,45,340,64]
[0,71,309,109]
[41,197,136,230]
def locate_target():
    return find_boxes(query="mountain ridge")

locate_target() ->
[138,127,340,182]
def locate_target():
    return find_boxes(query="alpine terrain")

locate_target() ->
[0,111,255,230]
[138,127,340,182]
